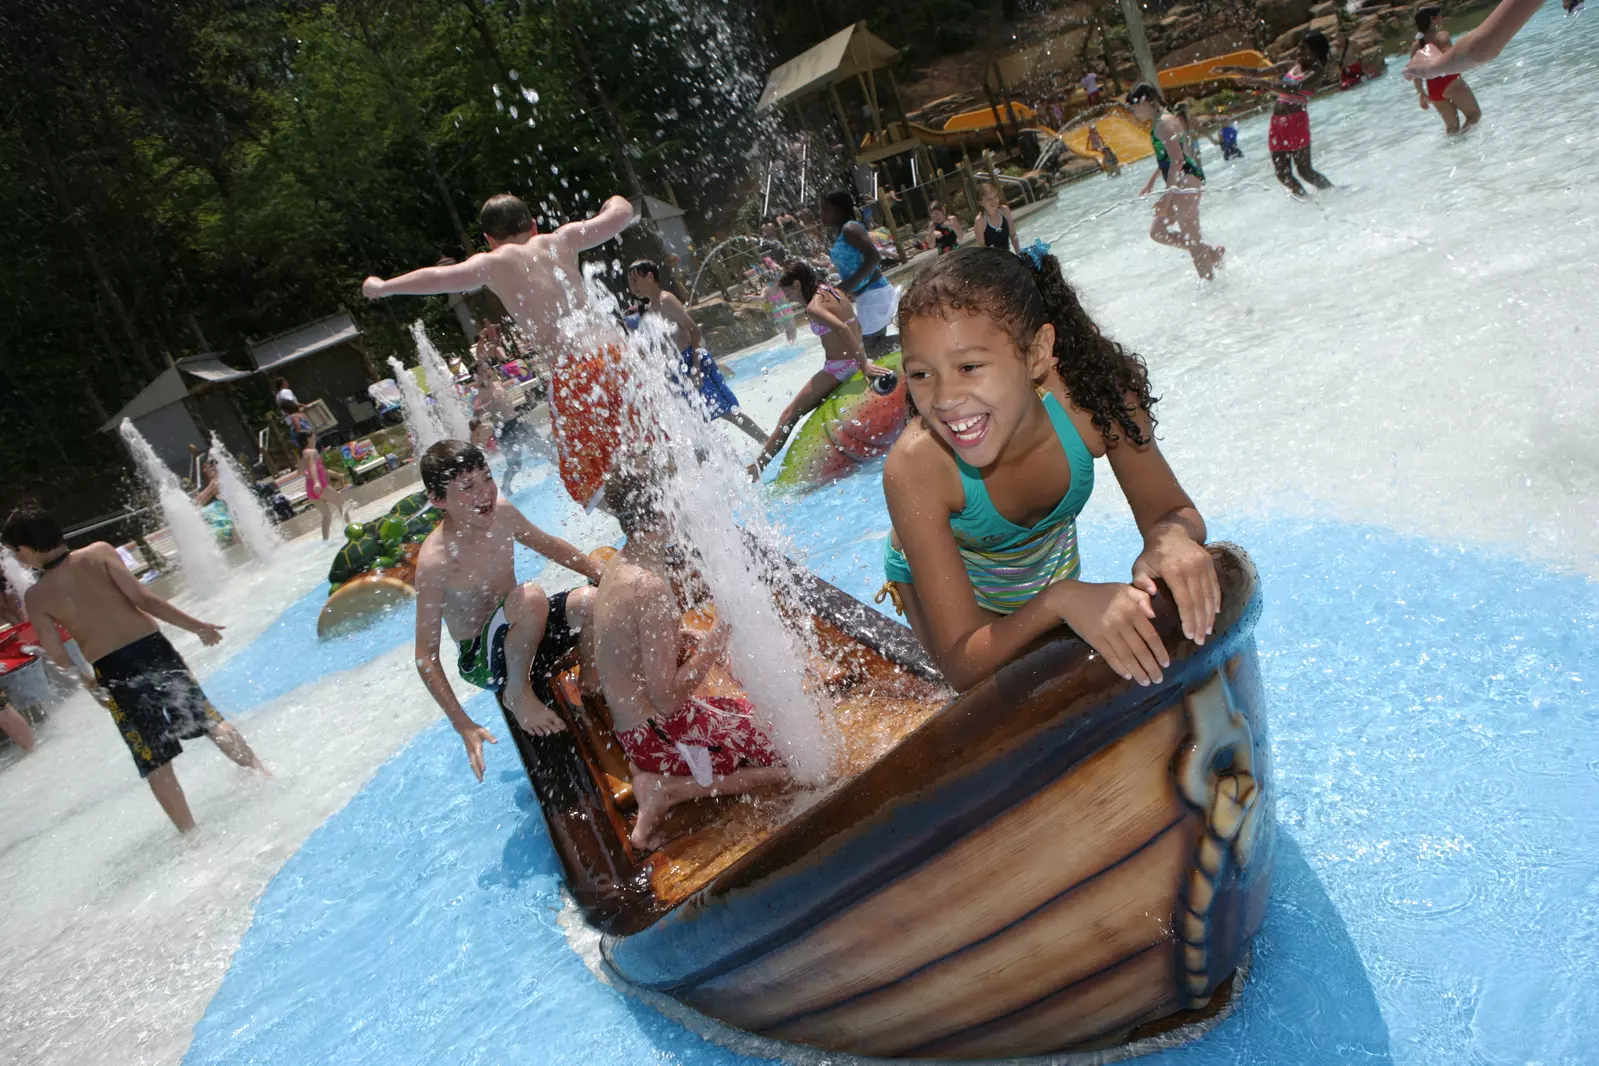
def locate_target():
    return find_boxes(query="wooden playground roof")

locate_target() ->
[757,21,900,111]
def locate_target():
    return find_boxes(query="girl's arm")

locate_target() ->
[950,215,965,241]
[1101,401,1220,645]
[839,222,882,291]
[1003,205,1021,253]
[884,444,1169,691]
[1140,167,1161,196]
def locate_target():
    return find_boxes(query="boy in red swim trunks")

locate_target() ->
[590,472,789,850]
[364,192,638,509]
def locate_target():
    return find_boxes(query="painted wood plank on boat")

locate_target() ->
[763,819,1193,1056]
[685,707,1188,1028]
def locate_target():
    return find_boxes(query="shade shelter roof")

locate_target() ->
[757,21,901,111]
[247,311,361,373]
[99,354,252,431]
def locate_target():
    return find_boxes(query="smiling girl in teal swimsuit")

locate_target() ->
[880,247,1220,692]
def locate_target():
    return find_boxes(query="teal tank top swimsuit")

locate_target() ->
[882,391,1095,616]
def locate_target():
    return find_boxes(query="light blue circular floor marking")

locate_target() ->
[185,514,1599,1065]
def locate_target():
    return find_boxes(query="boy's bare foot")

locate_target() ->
[504,683,566,735]
[629,771,687,850]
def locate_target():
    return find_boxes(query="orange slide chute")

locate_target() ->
[1158,49,1272,90]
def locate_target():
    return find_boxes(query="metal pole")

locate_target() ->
[1117,0,1161,91]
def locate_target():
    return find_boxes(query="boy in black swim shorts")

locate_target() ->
[3,503,266,831]
[410,441,602,781]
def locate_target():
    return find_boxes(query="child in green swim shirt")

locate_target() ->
[880,246,1219,692]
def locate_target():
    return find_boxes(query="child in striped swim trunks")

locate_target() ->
[878,247,1220,693]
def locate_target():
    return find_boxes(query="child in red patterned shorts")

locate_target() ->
[589,471,789,850]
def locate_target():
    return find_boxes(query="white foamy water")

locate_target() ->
[4,15,1597,1064]
[387,354,447,455]
[207,434,282,561]
[410,321,473,443]
[119,419,227,594]
[577,267,834,783]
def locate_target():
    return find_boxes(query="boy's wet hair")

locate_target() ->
[479,194,534,241]
[821,189,857,221]
[603,470,664,538]
[1301,28,1332,62]
[1414,5,1440,32]
[420,440,489,500]
[1125,82,1162,105]
[896,247,1156,446]
[627,259,660,282]
[2,503,65,552]
[777,261,819,304]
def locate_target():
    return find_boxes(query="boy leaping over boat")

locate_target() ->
[411,441,602,780]
[591,472,789,849]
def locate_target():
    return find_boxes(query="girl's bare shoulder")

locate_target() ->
[884,420,961,500]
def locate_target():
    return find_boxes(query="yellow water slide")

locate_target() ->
[1158,49,1272,91]
[1059,106,1155,165]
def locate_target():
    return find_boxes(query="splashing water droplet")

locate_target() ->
[522,88,539,105]
[491,83,501,98]
[509,69,519,80]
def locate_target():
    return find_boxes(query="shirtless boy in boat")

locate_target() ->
[411,441,602,781]
[2,504,266,831]
[591,472,789,850]
[363,192,637,509]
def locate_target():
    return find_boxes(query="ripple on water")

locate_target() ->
[1380,869,1480,922]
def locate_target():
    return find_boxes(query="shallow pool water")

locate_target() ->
[4,9,1598,1065]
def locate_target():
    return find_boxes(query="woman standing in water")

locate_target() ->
[1410,6,1483,134]
[977,183,1022,254]
[820,191,897,359]
[1126,85,1224,281]
[1221,31,1335,200]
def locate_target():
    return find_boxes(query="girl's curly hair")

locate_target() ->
[895,246,1157,445]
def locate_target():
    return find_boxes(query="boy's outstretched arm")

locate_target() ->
[556,194,637,252]
[413,556,496,780]
[510,508,603,583]
[363,256,491,300]
[94,543,224,644]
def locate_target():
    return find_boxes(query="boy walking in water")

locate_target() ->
[2,505,266,831]
[591,472,787,850]
[411,441,602,781]
[624,259,768,445]
[364,193,637,509]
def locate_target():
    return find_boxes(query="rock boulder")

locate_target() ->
[1256,0,1316,37]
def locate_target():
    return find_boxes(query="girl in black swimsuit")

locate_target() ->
[927,202,962,254]
[977,183,1020,254]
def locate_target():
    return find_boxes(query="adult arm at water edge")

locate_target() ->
[555,194,637,252]
[510,505,603,583]
[1101,399,1219,645]
[1404,0,1542,77]
[411,555,496,781]
[883,440,1171,691]
[838,221,882,292]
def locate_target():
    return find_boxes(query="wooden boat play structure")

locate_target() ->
[507,543,1273,1058]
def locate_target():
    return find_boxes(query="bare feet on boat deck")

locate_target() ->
[630,771,682,850]
[503,683,566,736]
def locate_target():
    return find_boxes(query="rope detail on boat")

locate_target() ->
[1174,662,1263,1009]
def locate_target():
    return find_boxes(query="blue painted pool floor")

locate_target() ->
[184,512,1599,1065]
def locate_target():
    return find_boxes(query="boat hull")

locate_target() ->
[514,545,1271,1059]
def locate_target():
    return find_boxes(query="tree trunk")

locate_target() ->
[552,0,648,203]
[27,136,161,379]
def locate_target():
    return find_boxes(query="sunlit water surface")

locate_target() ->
[3,13,1597,1065]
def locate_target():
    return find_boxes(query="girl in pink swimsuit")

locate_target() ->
[749,261,891,475]
[298,425,345,539]
[1221,31,1335,199]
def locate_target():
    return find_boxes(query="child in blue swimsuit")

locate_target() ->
[880,247,1219,692]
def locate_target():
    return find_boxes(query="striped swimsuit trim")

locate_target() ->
[956,515,1082,615]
